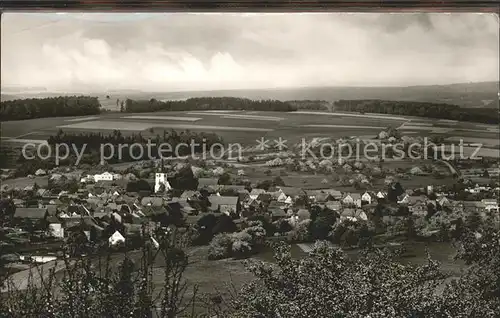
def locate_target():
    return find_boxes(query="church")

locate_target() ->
[154,160,172,193]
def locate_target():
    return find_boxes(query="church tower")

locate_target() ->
[155,159,171,193]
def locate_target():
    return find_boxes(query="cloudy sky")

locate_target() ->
[1,12,498,92]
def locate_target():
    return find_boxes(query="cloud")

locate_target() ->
[1,12,498,92]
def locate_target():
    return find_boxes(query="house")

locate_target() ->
[461,168,484,178]
[209,196,239,215]
[270,207,287,221]
[342,193,362,207]
[486,167,500,177]
[35,169,47,176]
[140,197,163,207]
[340,208,367,222]
[275,191,288,202]
[355,209,368,221]
[481,199,499,212]
[325,201,342,211]
[108,230,125,246]
[46,204,58,216]
[322,189,342,200]
[245,198,262,211]
[197,178,219,191]
[306,190,319,201]
[397,194,410,205]
[48,218,64,238]
[154,172,172,193]
[315,192,334,203]
[36,188,49,197]
[94,172,114,182]
[249,189,266,200]
[461,201,487,215]
[13,199,25,208]
[218,185,247,196]
[13,207,48,221]
[409,202,427,217]
[408,195,428,206]
[437,196,451,208]
[376,191,387,199]
[305,190,334,203]
[142,205,168,217]
[361,192,374,205]
[278,187,306,201]
[409,166,425,175]
[180,190,198,200]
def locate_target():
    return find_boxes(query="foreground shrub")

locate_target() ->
[0,231,198,318]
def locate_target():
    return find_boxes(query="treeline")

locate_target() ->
[46,129,223,164]
[286,100,330,110]
[0,96,101,121]
[124,97,297,113]
[334,99,499,124]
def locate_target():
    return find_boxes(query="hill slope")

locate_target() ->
[1,82,498,108]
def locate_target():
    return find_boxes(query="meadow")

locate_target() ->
[2,110,499,160]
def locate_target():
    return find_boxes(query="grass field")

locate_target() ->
[2,110,499,160]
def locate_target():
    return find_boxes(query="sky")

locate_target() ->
[1,12,499,92]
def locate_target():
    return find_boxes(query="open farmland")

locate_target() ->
[2,110,499,158]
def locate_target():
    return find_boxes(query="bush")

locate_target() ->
[208,233,233,260]
[0,233,197,317]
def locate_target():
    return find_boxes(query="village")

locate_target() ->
[1,124,499,276]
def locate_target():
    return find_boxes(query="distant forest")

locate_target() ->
[47,129,223,164]
[13,129,223,176]
[334,100,499,124]
[286,100,330,111]
[124,97,297,113]
[0,96,101,121]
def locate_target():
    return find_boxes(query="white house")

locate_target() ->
[109,231,125,246]
[249,189,266,200]
[361,192,374,205]
[48,223,64,239]
[155,173,172,193]
[481,199,499,212]
[94,172,113,182]
[277,192,288,203]
[397,194,410,204]
[342,193,362,207]
[376,191,387,199]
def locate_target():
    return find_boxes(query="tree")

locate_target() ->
[387,182,404,202]
[212,214,237,235]
[272,176,285,187]
[218,172,232,185]
[126,179,152,193]
[222,241,445,317]
[208,233,233,260]
[309,207,337,240]
[255,180,272,191]
[168,165,198,191]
